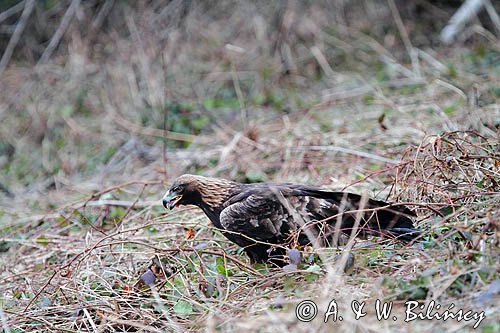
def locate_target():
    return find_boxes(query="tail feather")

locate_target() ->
[291,187,420,242]
[385,227,421,242]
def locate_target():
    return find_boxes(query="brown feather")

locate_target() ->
[163,175,420,266]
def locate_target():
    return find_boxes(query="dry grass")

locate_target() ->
[0,1,499,332]
[1,130,497,332]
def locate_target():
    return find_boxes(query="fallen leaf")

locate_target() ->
[287,249,301,265]
[140,269,156,286]
[185,228,195,239]
[174,300,193,315]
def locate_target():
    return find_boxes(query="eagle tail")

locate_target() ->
[292,187,421,242]
[330,192,420,242]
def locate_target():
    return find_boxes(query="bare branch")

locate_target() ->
[38,0,81,64]
[0,0,35,73]
[441,0,486,44]
[0,0,25,24]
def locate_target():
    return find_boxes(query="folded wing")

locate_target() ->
[219,184,419,264]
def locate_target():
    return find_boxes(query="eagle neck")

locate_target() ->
[199,203,224,229]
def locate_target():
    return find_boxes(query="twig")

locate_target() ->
[0,1,25,24]
[387,0,420,77]
[340,162,410,191]
[56,179,163,228]
[116,183,147,228]
[82,308,99,332]
[38,0,81,64]
[91,0,114,31]
[84,199,159,207]
[107,103,207,143]
[310,46,335,78]
[484,0,500,34]
[290,145,400,164]
[379,54,418,78]
[417,49,448,73]
[321,85,373,101]
[470,25,500,52]
[0,0,35,73]
[0,306,11,333]
[23,236,264,312]
[229,60,247,127]
[441,0,486,44]
[100,315,165,333]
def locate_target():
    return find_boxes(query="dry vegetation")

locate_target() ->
[0,1,499,332]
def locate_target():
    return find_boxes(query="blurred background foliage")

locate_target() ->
[0,1,499,331]
[0,1,498,197]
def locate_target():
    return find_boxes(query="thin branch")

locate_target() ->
[441,0,486,44]
[0,0,25,24]
[91,0,114,31]
[387,0,421,77]
[290,145,401,164]
[38,0,81,64]
[0,0,35,73]
[0,306,10,333]
[484,0,500,34]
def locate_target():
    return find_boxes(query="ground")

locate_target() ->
[0,1,498,332]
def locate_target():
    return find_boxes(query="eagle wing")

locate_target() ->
[219,187,296,243]
[219,184,417,244]
[219,185,340,247]
[218,184,418,264]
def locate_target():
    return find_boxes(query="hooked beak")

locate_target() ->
[162,191,182,210]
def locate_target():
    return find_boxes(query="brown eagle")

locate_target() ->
[162,174,419,266]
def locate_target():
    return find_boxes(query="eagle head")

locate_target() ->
[162,174,237,210]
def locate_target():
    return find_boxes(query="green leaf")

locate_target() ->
[109,206,126,219]
[191,116,209,131]
[100,193,113,200]
[245,170,266,183]
[305,264,321,274]
[304,273,319,282]
[253,263,269,274]
[216,264,227,276]
[283,277,296,290]
[144,225,159,233]
[36,236,49,246]
[61,105,74,117]
[173,300,193,314]
[443,105,456,115]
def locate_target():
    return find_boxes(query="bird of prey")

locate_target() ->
[162,174,419,266]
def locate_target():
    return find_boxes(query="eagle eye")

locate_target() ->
[172,185,184,193]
